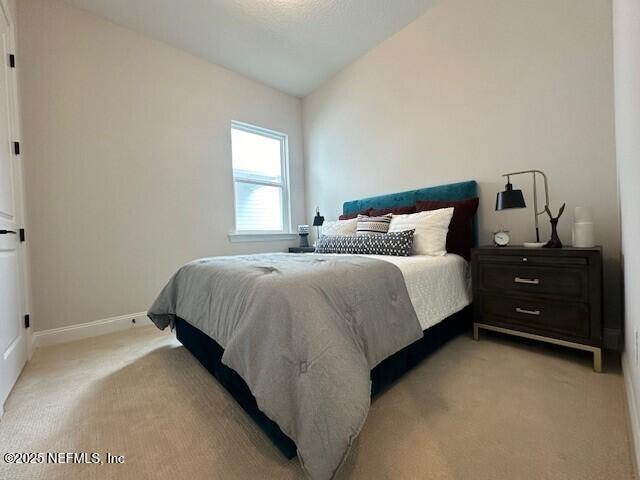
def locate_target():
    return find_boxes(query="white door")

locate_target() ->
[0,2,26,413]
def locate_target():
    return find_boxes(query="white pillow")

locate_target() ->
[388,207,454,256]
[321,218,358,236]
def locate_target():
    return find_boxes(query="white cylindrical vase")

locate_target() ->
[572,206,596,248]
[572,222,595,248]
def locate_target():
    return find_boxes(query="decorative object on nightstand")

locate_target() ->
[493,230,510,247]
[495,169,564,248]
[543,204,565,248]
[471,246,603,372]
[297,225,310,247]
[312,207,324,239]
[572,206,596,248]
[288,246,316,253]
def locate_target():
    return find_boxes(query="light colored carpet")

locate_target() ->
[0,325,634,480]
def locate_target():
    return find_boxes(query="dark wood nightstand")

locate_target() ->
[288,247,316,253]
[471,246,603,371]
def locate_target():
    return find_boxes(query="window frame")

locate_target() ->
[230,120,292,236]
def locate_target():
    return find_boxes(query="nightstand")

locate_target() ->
[288,247,316,253]
[471,246,603,371]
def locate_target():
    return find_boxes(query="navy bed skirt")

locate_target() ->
[175,306,472,460]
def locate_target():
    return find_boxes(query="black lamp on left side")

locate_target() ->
[313,207,324,239]
[495,181,526,211]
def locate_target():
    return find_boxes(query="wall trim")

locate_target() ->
[622,352,640,476]
[33,311,151,349]
[228,232,297,243]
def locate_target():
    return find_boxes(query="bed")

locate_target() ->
[149,180,477,479]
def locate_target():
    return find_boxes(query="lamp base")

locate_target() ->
[298,233,309,248]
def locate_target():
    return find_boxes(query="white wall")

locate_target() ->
[613,0,640,468]
[303,0,621,346]
[17,0,305,332]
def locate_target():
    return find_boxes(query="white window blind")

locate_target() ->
[231,122,290,233]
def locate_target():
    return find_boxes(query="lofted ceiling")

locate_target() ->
[62,0,436,97]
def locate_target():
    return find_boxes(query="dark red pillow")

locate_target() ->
[369,204,416,217]
[415,197,479,260]
[339,208,371,220]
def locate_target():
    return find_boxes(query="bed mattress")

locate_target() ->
[367,253,471,330]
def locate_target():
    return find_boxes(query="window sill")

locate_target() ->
[228,232,298,243]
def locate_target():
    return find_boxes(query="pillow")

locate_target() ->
[356,213,392,236]
[388,208,454,256]
[320,218,358,236]
[369,204,416,217]
[415,197,479,260]
[315,230,415,256]
[339,208,371,220]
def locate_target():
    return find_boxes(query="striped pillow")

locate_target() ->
[356,213,392,236]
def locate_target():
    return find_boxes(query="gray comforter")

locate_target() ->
[148,253,423,479]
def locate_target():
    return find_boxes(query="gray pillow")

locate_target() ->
[316,229,415,256]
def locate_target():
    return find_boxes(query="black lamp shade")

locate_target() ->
[496,183,526,210]
[313,212,324,226]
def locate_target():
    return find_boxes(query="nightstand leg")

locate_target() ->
[593,348,602,373]
[473,323,479,341]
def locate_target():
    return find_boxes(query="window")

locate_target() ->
[231,121,290,233]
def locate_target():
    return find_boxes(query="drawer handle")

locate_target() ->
[516,307,541,316]
[514,277,540,285]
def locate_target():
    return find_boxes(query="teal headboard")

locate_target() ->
[342,180,479,245]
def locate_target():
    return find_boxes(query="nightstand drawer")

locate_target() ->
[481,294,590,339]
[477,254,587,267]
[479,264,588,301]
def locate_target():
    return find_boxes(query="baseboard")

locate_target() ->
[33,311,151,349]
[622,353,640,477]
[26,328,35,361]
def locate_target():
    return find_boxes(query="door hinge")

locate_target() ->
[24,314,30,329]
[19,228,25,242]
[9,54,15,68]
[13,141,20,155]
